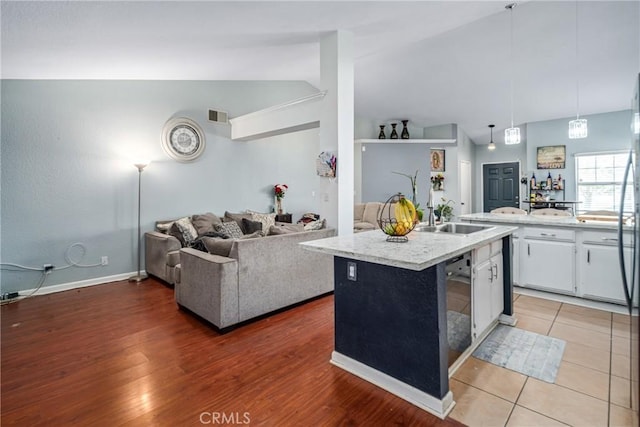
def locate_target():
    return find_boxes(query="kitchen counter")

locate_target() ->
[301,224,516,419]
[301,224,517,271]
[459,212,633,230]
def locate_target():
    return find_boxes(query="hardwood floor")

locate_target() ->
[1,278,463,426]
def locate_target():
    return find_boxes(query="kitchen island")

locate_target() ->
[301,224,517,418]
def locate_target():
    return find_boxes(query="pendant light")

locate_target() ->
[504,3,520,145]
[488,124,496,151]
[568,0,587,139]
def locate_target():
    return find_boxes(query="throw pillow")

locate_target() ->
[249,212,276,233]
[303,218,326,231]
[240,230,264,239]
[169,223,186,246]
[202,237,235,257]
[191,212,222,236]
[242,218,263,234]
[215,221,244,239]
[174,216,199,245]
[155,220,174,234]
[224,211,253,229]
[268,224,305,235]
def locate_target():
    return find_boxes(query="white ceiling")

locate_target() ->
[2,1,638,143]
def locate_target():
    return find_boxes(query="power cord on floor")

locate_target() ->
[1,242,102,303]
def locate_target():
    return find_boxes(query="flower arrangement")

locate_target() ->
[430,173,445,184]
[274,184,288,199]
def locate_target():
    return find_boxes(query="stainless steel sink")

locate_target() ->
[414,223,494,235]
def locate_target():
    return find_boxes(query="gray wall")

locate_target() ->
[472,110,633,211]
[1,80,321,292]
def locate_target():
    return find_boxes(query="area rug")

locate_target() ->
[472,324,566,383]
[447,310,471,353]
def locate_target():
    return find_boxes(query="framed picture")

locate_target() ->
[430,149,445,172]
[537,145,566,169]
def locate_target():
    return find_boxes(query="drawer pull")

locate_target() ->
[540,233,557,237]
[601,237,618,242]
[587,249,590,263]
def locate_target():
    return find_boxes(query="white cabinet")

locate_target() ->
[512,230,520,286]
[520,227,576,294]
[472,241,503,340]
[578,230,634,304]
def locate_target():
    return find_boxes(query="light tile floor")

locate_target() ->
[449,293,639,427]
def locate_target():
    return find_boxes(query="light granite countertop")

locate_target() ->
[458,212,634,231]
[300,224,516,271]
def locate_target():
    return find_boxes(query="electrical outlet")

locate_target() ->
[101,256,108,266]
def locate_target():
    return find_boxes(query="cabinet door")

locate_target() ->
[520,239,575,293]
[512,238,520,286]
[579,244,634,304]
[490,254,504,320]
[472,259,494,340]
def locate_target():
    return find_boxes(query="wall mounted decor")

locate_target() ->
[161,117,206,162]
[537,145,566,169]
[430,149,445,172]
[316,151,336,177]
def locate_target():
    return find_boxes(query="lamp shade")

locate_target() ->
[568,118,588,139]
[504,127,521,145]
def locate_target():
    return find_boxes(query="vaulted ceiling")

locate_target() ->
[2,1,638,143]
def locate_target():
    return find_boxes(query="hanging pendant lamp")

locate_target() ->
[568,0,587,139]
[504,3,521,145]
[488,124,497,150]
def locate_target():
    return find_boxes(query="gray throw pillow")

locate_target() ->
[202,237,235,257]
[224,211,253,229]
[156,220,174,234]
[303,218,326,231]
[191,212,222,236]
[242,218,263,234]
[169,223,186,246]
[268,224,305,235]
[215,221,244,239]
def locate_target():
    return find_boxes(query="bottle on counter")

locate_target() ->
[557,174,563,189]
[546,172,553,190]
[530,173,537,189]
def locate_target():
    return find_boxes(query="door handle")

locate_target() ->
[493,263,498,280]
[527,244,530,256]
[587,249,590,264]
[489,265,494,282]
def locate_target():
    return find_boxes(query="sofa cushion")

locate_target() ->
[191,213,222,236]
[362,203,382,225]
[249,212,276,233]
[166,250,181,267]
[303,218,326,231]
[202,237,235,257]
[224,211,253,228]
[354,204,366,222]
[268,224,305,235]
[156,220,174,234]
[174,217,199,245]
[354,221,376,230]
[242,218,263,235]
[215,221,244,239]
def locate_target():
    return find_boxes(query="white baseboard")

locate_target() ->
[330,351,455,419]
[18,271,143,297]
[514,286,635,315]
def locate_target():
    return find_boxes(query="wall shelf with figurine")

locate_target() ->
[354,139,456,145]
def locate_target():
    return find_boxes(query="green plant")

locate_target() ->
[435,198,455,221]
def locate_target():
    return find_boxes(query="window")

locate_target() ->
[575,152,634,215]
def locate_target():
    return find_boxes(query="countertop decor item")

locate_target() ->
[378,125,386,139]
[389,123,399,139]
[377,193,418,242]
[435,197,455,222]
[392,169,423,221]
[401,120,410,139]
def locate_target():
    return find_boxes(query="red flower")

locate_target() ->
[274,184,288,198]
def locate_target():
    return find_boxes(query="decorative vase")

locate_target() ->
[378,125,386,139]
[433,181,443,191]
[401,120,410,139]
[275,196,284,215]
[390,123,398,139]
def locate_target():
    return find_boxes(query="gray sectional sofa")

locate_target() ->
[145,213,335,330]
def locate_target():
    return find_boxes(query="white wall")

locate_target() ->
[0,80,320,292]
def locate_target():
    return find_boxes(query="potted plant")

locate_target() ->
[435,198,455,222]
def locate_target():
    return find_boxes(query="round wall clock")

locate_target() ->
[161,117,206,162]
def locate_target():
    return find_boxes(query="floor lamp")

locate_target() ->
[129,162,149,283]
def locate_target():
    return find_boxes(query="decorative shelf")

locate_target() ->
[355,138,456,145]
